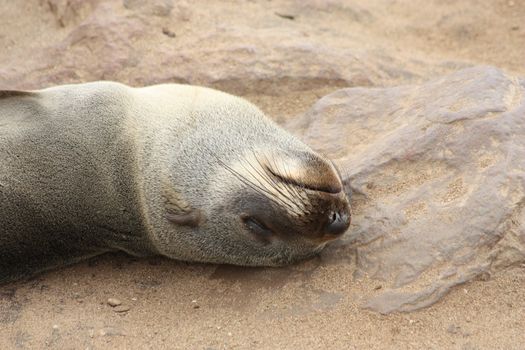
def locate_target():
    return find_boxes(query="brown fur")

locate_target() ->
[0,81,351,284]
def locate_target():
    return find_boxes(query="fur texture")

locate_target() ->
[0,82,350,284]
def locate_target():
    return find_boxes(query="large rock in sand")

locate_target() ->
[291,66,525,313]
[1,0,463,93]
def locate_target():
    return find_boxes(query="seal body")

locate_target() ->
[0,82,350,284]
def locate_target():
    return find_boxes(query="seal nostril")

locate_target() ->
[324,210,350,236]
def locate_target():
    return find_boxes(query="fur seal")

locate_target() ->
[0,82,351,284]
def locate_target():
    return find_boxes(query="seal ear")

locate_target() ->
[163,187,203,228]
[165,210,202,227]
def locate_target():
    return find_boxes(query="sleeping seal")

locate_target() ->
[0,82,351,284]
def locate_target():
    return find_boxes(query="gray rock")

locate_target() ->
[0,1,464,94]
[292,66,525,313]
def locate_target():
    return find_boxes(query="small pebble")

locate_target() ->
[113,305,130,313]
[275,12,295,20]
[162,27,176,38]
[477,272,491,281]
[447,324,460,334]
[107,298,122,307]
[99,327,125,336]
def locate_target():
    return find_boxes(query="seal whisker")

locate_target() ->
[252,150,297,202]
[239,162,304,216]
[217,157,301,215]
[261,151,304,204]
[252,151,283,190]
[200,139,301,215]
[277,156,305,202]
[218,160,273,198]
[245,152,305,216]
[246,152,297,204]
[196,144,271,201]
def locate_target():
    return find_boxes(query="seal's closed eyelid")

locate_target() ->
[241,215,274,242]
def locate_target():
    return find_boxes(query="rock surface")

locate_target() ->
[292,66,525,313]
[1,0,467,93]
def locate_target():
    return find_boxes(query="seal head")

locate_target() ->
[146,87,351,266]
[223,148,351,264]
[163,148,350,266]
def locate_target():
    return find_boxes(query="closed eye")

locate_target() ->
[242,215,274,238]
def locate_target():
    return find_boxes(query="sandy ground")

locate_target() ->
[1,1,525,349]
[1,254,525,350]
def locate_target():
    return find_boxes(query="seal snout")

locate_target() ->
[323,209,351,238]
[303,190,351,243]
[232,149,351,246]
[261,151,351,242]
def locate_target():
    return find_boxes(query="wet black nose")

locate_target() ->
[323,210,351,237]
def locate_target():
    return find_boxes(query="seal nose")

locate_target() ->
[323,210,351,237]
